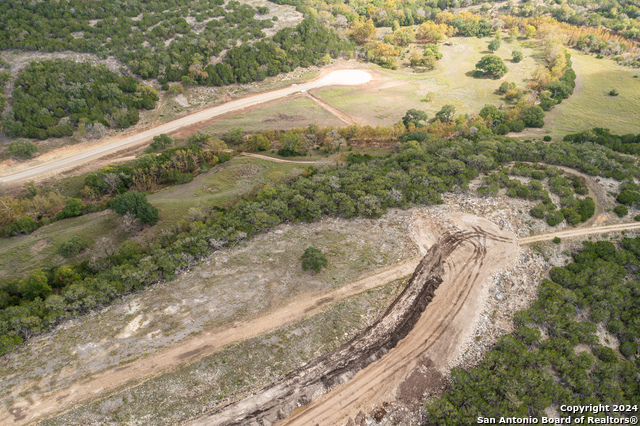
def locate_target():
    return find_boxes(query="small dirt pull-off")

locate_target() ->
[189,227,512,426]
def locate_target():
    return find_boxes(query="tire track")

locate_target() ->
[188,219,516,426]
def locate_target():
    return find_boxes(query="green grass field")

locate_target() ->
[0,210,126,279]
[149,156,304,228]
[312,37,541,126]
[198,95,345,136]
[542,52,640,137]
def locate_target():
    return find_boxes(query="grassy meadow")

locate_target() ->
[311,36,542,126]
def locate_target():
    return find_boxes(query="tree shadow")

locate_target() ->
[465,70,498,79]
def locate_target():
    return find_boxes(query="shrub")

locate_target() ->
[1,216,39,237]
[494,124,510,135]
[522,105,545,128]
[635,215,640,221]
[553,237,561,244]
[616,189,639,205]
[620,341,638,357]
[530,204,546,219]
[435,105,456,123]
[507,120,526,133]
[243,134,270,152]
[301,247,328,273]
[497,81,516,94]
[149,134,173,151]
[111,191,159,225]
[488,38,501,52]
[58,236,88,258]
[613,205,628,217]
[175,173,194,184]
[56,198,84,220]
[546,210,565,226]
[8,139,38,159]
[543,136,552,141]
[609,89,619,96]
[512,50,523,63]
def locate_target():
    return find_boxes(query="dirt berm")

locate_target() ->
[188,221,514,426]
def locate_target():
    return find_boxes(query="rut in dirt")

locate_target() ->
[188,227,511,426]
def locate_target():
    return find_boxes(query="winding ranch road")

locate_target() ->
[0,70,372,184]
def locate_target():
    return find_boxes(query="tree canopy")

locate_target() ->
[475,55,508,78]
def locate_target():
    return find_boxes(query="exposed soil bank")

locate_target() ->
[189,218,515,425]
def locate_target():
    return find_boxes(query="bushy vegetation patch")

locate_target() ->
[1,136,638,354]
[4,60,158,139]
[427,239,640,423]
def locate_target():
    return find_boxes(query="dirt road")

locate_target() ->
[305,92,359,125]
[240,152,329,164]
[191,214,518,425]
[1,257,418,425]
[0,70,372,185]
[520,222,640,244]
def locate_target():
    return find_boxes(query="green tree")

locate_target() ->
[111,191,159,225]
[402,109,428,128]
[58,198,84,219]
[350,19,377,45]
[243,134,270,152]
[58,236,88,258]
[475,55,508,78]
[512,50,524,63]
[301,247,328,273]
[8,139,38,159]
[278,132,305,156]
[393,27,415,45]
[479,104,506,127]
[435,105,456,123]
[223,127,244,145]
[488,38,501,52]
[521,105,545,127]
[614,205,628,217]
[18,270,52,300]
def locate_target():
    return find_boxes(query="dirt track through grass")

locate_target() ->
[0,258,419,425]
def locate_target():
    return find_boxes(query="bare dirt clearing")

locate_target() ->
[0,211,419,425]
[267,214,518,426]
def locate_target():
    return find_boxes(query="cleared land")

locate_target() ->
[195,213,518,425]
[0,211,420,425]
[186,94,347,137]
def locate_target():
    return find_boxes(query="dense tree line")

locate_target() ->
[3,60,158,139]
[427,239,640,423]
[0,0,351,89]
[83,139,222,196]
[1,135,639,354]
[197,19,350,86]
[564,128,640,156]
